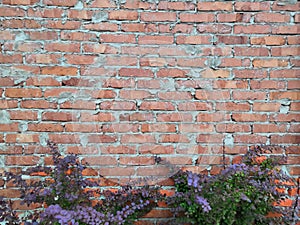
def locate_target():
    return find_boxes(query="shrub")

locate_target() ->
[0,142,161,225]
[167,146,299,225]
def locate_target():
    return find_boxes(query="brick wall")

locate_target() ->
[0,0,299,221]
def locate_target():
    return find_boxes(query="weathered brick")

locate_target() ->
[141,12,176,22]
[180,13,214,22]
[198,2,232,11]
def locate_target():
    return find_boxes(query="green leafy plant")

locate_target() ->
[167,146,299,225]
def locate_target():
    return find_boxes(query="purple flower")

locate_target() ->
[195,196,211,212]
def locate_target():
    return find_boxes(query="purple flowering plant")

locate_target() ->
[167,146,299,225]
[0,142,162,225]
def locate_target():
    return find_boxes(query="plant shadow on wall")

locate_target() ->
[0,144,299,225]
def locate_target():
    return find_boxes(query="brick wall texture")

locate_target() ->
[0,0,299,220]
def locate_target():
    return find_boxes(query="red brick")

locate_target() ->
[137,80,160,89]
[45,42,80,52]
[287,36,300,45]
[253,124,286,133]
[102,124,139,133]
[9,110,38,120]
[201,69,230,78]
[213,80,248,89]
[5,88,42,98]
[100,101,136,111]
[195,90,230,100]
[289,124,300,133]
[41,66,78,76]
[106,56,137,66]
[232,113,267,122]
[0,54,22,63]
[5,155,39,165]
[178,102,213,111]
[44,0,76,6]
[140,57,175,67]
[139,102,175,111]
[122,46,157,55]
[6,134,39,143]
[90,90,116,99]
[28,31,58,40]
[28,123,64,132]
[217,36,248,44]
[120,90,152,100]
[251,36,285,45]
[80,67,116,76]
[83,23,119,32]
[216,124,251,133]
[220,58,244,67]
[42,112,75,122]
[198,24,232,34]
[138,145,174,155]
[179,124,214,133]
[121,0,152,9]
[157,113,193,122]
[270,91,299,100]
[271,47,299,56]
[198,2,232,11]
[141,124,176,133]
[234,25,271,34]
[160,134,190,143]
[0,7,25,16]
[103,78,135,88]
[3,0,38,5]
[0,123,19,132]
[270,114,300,122]
[0,100,18,109]
[234,47,268,56]
[0,31,15,40]
[27,8,63,18]
[177,58,206,67]
[158,1,195,10]
[109,10,138,20]
[120,113,154,122]
[83,44,119,54]
[61,31,97,41]
[197,113,230,122]
[272,2,300,11]
[65,55,96,65]
[65,123,101,133]
[100,34,136,43]
[44,88,77,97]
[197,134,224,143]
[250,80,285,89]
[270,69,300,78]
[119,68,153,77]
[48,134,80,144]
[21,99,57,109]
[68,10,93,20]
[215,102,251,111]
[253,59,288,68]
[45,21,80,30]
[235,2,270,11]
[234,135,267,144]
[80,112,115,122]
[179,13,214,22]
[141,12,176,22]
[232,91,266,100]
[89,0,116,8]
[158,46,187,56]
[121,135,155,144]
[176,35,210,45]
[290,102,300,111]
[217,13,246,22]
[139,35,173,45]
[271,135,300,144]
[158,91,192,100]
[288,80,300,89]
[272,25,300,34]
[25,54,60,64]
[255,13,290,23]
[60,100,96,110]
[157,68,186,78]
[253,103,281,112]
